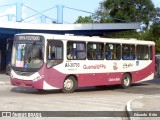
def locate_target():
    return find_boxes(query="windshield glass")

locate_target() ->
[11,41,44,72]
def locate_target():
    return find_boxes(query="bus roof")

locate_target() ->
[15,33,155,45]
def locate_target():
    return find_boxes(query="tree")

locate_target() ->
[153,7,160,23]
[93,1,113,23]
[74,16,94,23]
[95,0,156,27]
[150,22,160,40]
[148,21,160,53]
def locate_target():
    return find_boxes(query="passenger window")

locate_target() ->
[87,42,104,60]
[47,40,63,68]
[149,46,153,60]
[67,41,86,60]
[106,44,121,60]
[122,44,135,60]
[136,45,149,60]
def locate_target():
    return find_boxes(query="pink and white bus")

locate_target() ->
[10,33,155,93]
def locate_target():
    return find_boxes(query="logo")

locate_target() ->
[2,112,11,117]
[1,112,42,118]
[113,62,118,70]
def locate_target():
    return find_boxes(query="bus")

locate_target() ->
[10,33,155,93]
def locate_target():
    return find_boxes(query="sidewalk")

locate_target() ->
[126,96,160,120]
[0,73,10,85]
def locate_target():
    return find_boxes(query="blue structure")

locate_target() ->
[7,14,14,21]
[41,15,46,23]
[16,3,22,22]
[0,3,140,71]
[57,5,64,24]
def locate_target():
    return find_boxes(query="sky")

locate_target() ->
[0,0,159,24]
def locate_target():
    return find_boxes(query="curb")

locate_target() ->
[126,95,160,120]
[126,96,143,120]
[0,81,10,85]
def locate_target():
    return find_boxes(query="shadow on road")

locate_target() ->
[110,77,160,95]
[10,85,122,94]
[10,87,62,95]
[10,78,160,95]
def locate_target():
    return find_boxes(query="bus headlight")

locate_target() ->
[10,73,15,79]
[33,75,44,82]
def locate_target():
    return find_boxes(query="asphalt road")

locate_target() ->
[0,74,160,120]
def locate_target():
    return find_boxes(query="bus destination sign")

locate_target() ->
[16,35,41,41]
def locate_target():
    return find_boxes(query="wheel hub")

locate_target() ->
[124,77,130,86]
[64,79,73,90]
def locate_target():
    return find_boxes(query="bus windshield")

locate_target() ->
[11,41,44,72]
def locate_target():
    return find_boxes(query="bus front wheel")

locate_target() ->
[62,76,77,93]
[121,73,131,89]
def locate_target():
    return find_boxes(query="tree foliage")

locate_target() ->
[74,16,94,23]
[95,0,155,26]
[148,21,160,53]
[149,22,160,40]
[93,1,113,23]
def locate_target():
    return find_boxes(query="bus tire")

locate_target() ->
[62,76,77,93]
[121,73,131,89]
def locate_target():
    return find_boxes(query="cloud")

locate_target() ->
[0,4,34,22]
[0,5,16,21]
[5,6,16,14]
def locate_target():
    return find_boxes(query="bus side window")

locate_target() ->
[77,43,86,60]
[87,42,104,60]
[136,45,149,60]
[47,40,63,68]
[149,46,153,60]
[67,41,86,60]
[122,44,135,60]
[67,42,74,60]
[106,43,121,60]
[105,44,112,59]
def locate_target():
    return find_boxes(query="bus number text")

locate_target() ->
[65,63,80,67]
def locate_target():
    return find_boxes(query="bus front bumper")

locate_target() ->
[11,79,60,90]
[11,78,43,89]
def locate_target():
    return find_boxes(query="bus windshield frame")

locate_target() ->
[11,35,45,72]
